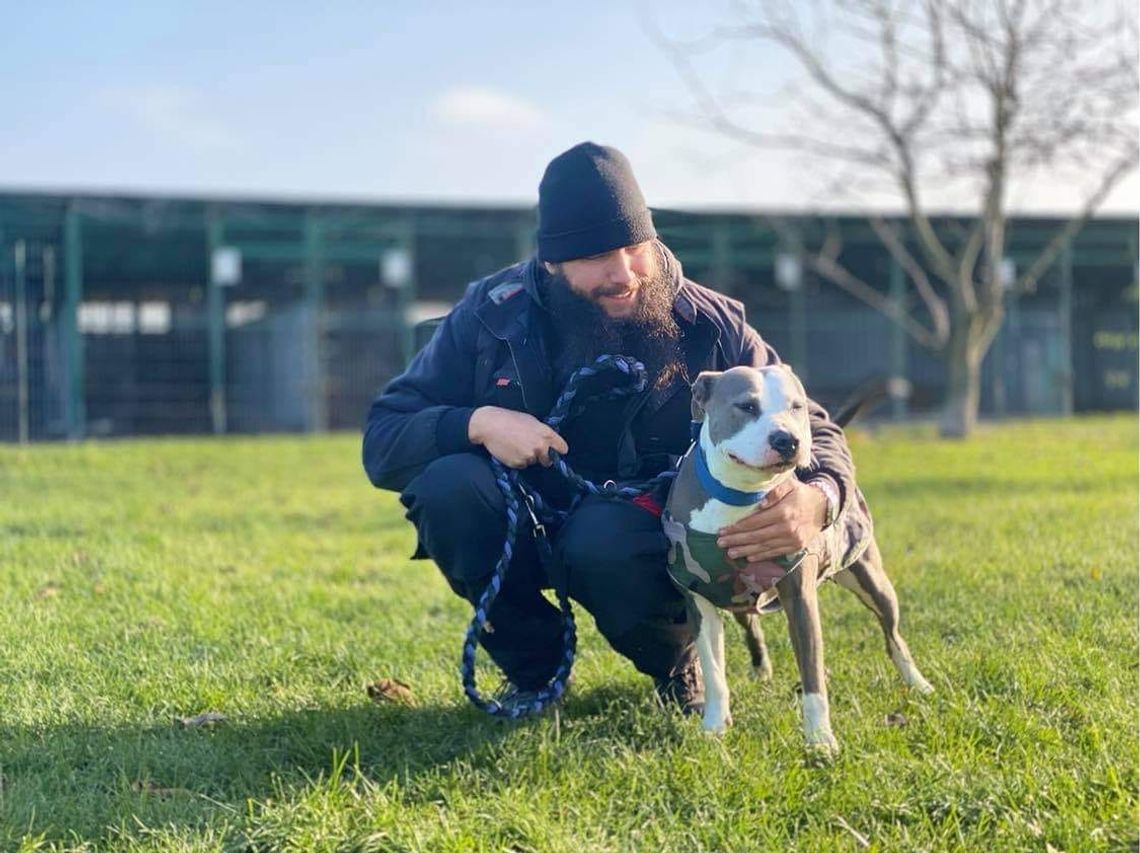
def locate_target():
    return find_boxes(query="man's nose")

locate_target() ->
[606,248,636,284]
[769,430,799,459]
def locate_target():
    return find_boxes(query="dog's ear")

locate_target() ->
[690,371,721,420]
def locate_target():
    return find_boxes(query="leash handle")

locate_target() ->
[461,353,674,719]
[461,459,575,718]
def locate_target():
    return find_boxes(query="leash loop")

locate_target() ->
[461,354,678,718]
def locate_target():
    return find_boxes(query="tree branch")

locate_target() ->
[765,215,944,350]
[1015,148,1139,293]
[868,215,951,344]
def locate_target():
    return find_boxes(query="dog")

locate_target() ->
[663,364,933,752]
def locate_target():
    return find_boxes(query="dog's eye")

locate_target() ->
[791,401,806,412]
[735,401,760,416]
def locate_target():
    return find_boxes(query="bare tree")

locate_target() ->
[650,0,1137,436]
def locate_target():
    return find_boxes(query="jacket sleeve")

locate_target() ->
[362,296,483,492]
[736,321,857,518]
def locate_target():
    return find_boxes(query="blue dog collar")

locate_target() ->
[693,440,767,507]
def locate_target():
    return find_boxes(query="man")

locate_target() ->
[363,142,855,714]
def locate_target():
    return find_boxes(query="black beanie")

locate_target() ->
[536,142,657,262]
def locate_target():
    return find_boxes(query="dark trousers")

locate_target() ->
[400,453,696,690]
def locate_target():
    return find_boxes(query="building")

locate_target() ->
[0,191,1135,441]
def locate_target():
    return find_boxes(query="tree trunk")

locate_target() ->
[939,323,985,438]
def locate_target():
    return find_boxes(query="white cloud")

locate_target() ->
[99,85,244,153]
[431,86,546,132]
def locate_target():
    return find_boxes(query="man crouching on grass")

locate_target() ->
[362,142,856,716]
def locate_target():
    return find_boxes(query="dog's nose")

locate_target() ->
[769,430,799,459]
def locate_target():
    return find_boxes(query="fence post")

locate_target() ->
[711,222,732,295]
[397,216,416,368]
[1058,240,1074,415]
[206,209,228,434]
[63,206,85,439]
[303,210,327,432]
[14,240,28,444]
[889,256,908,420]
[515,219,533,263]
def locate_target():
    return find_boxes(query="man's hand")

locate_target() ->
[716,480,828,563]
[468,406,569,469]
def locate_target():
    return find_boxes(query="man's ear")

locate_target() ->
[690,371,721,420]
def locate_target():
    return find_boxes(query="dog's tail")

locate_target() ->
[831,376,912,428]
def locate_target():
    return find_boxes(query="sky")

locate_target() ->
[0,1,1135,215]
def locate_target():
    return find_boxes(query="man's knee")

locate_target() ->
[558,500,679,636]
[558,500,667,571]
[400,453,511,589]
[401,453,503,528]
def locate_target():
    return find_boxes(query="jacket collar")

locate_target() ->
[470,242,716,415]
[473,260,541,342]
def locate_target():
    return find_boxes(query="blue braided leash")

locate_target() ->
[461,354,679,719]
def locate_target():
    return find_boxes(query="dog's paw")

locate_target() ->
[907,672,935,695]
[804,738,840,765]
[701,711,733,735]
[804,729,840,761]
[752,661,773,682]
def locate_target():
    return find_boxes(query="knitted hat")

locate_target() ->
[536,142,657,262]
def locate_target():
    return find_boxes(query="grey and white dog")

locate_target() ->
[663,365,933,752]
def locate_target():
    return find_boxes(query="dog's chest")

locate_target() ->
[663,510,798,613]
[685,496,758,534]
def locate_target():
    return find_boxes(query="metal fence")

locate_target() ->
[0,194,1135,443]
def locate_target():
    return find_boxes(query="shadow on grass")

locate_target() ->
[0,683,667,845]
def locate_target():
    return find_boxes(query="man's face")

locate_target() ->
[546,241,658,319]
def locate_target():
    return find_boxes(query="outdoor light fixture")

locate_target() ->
[381,247,413,289]
[1000,257,1017,291]
[211,247,242,287]
[775,252,802,292]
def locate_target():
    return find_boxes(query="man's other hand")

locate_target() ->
[715,480,828,562]
[468,406,569,469]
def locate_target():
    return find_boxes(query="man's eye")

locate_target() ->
[735,401,759,415]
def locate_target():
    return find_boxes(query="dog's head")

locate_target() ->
[690,365,812,488]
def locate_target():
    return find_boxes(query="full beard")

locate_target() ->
[543,260,684,392]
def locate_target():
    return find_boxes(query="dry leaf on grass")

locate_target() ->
[175,711,227,728]
[132,779,189,798]
[36,583,60,599]
[885,712,908,727]
[367,678,416,705]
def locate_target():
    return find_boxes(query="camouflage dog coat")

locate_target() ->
[663,489,875,614]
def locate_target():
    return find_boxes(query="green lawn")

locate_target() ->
[0,416,1136,851]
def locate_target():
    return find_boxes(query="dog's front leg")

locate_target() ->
[691,595,731,734]
[776,555,838,754]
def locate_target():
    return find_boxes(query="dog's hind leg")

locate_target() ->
[692,595,732,733]
[833,539,934,694]
[733,611,773,681]
[777,555,838,753]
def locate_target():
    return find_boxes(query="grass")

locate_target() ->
[0,415,1136,851]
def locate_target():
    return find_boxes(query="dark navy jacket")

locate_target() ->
[362,244,856,514]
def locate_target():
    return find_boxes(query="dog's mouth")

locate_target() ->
[726,451,760,470]
[727,451,797,474]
